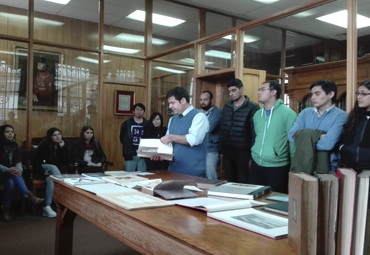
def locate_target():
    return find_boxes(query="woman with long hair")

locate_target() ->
[0,125,43,222]
[339,79,370,173]
[33,127,70,218]
[143,112,169,170]
[72,126,106,173]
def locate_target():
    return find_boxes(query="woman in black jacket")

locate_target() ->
[33,127,70,218]
[73,126,106,173]
[143,112,169,170]
[0,125,43,222]
[339,79,370,173]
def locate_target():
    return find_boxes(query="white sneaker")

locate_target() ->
[43,206,57,218]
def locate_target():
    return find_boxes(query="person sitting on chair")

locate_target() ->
[33,127,70,218]
[0,125,44,222]
[73,126,106,174]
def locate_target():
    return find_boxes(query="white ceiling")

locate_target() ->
[0,0,370,54]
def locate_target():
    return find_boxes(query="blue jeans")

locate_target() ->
[42,164,61,206]
[206,152,219,180]
[0,166,29,206]
[125,156,147,172]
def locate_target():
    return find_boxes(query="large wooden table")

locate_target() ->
[52,171,296,255]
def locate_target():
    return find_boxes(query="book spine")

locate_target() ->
[252,186,271,199]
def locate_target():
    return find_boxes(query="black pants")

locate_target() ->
[222,150,251,184]
[249,159,290,194]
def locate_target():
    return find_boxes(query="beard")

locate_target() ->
[201,102,212,111]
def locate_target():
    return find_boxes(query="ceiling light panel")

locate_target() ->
[43,0,71,4]
[253,0,280,4]
[127,10,185,27]
[115,33,168,45]
[154,67,185,74]
[316,10,370,29]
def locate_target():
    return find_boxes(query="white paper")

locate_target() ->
[137,139,173,160]
[76,183,133,194]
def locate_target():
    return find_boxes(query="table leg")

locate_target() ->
[54,202,77,255]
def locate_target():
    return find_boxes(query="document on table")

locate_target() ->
[137,139,173,161]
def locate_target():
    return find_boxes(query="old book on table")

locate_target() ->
[336,167,357,255]
[150,180,198,200]
[207,182,271,200]
[196,179,227,190]
[173,197,266,212]
[101,175,148,186]
[137,138,173,161]
[82,172,109,178]
[352,170,370,255]
[288,172,318,255]
[50,174,82,180]
[264,202,289,216]
[208,208,288,239]
[265,194,289,202]
[314,172,339,255]
[97,190,175,211]
[64,177,106,186]
[77,183,134,194]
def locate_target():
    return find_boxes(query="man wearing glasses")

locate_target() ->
[250,81,297,193]
[288,79,347,172]
[218,78,259,183]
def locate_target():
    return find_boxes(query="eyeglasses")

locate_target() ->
[257,87,271,92]
[355,92,370,97]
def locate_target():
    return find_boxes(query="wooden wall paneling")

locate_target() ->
[241,68,266,104]
[98,0,104,139]
[280,29,286,99]
[26,0,34,151]
[101,83,146,170]
[346,0,357,113]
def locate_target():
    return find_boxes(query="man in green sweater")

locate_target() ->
[250,80,297,193]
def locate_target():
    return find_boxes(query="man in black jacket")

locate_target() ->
[218,78,259,183]
[119,103,148,172]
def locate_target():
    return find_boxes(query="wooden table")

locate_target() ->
[52,171,296,255]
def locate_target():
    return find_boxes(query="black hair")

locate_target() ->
[79,126,96,150]
[166,87,190,103]
[310,79,337,103]
[341,79,370,137]
[201,91,213,100]
[133,103,145,112]
[227,78,243,88]
[45,127,63,152]
[263,80,281,99]
[149,112,164,128]
[0,124,21,165]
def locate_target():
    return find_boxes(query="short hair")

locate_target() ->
[133,103,145,112]
[264,80,281,99]
[166,87,190,103]
[227,78,243,88]
[201,90,213,100]
[310,79,337,103]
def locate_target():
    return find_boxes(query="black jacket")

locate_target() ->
[33,139,70,176]
[119,117,148,160]
[340,115,370,173]
[72,140,106,167]
[218,96,259,153]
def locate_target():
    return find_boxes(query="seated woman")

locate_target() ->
[0,125,44,222]
[143,112,169,171]
[339,79,370,173]
[33,127,70,218]
[73,126,106,174]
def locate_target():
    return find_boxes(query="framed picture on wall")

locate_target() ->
[15,46,64,111]
[114,90,135,115]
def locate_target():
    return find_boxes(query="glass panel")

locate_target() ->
[0,2,28,38]
[242,26,282,75]
[358,0,370,57]
[104,0,145,56]
[206,13,232,37]
[103,54,145,84]
[203,35,235,70]
[27,45,100,141]
[298,94,312,112]
[152,0,198,54]
[0,39,28,146]
[34,0,98,48]
[156,47,194,63]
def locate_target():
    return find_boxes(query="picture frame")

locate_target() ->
[114,90,135,115]
[15,46,64,111]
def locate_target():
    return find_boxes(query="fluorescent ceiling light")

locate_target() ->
[127,10,185,27]
[316,10,370,29]
[178,58,214,65]
[0,13,64,26]
[115,33,168,45]
[205,50,231,60]
[154,67,185,74]
[223,34,261,43]
[293,11,315,18]
[173,65,194,70]
[103,45,140,54]
[44,0,71,4]
[76,56,111,64]
[253,0,279,3]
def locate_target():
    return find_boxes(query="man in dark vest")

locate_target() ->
[160,87,209,177]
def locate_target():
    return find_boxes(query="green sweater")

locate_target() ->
[251,99,297,167]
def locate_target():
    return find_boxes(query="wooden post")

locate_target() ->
[346,0,357,113]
